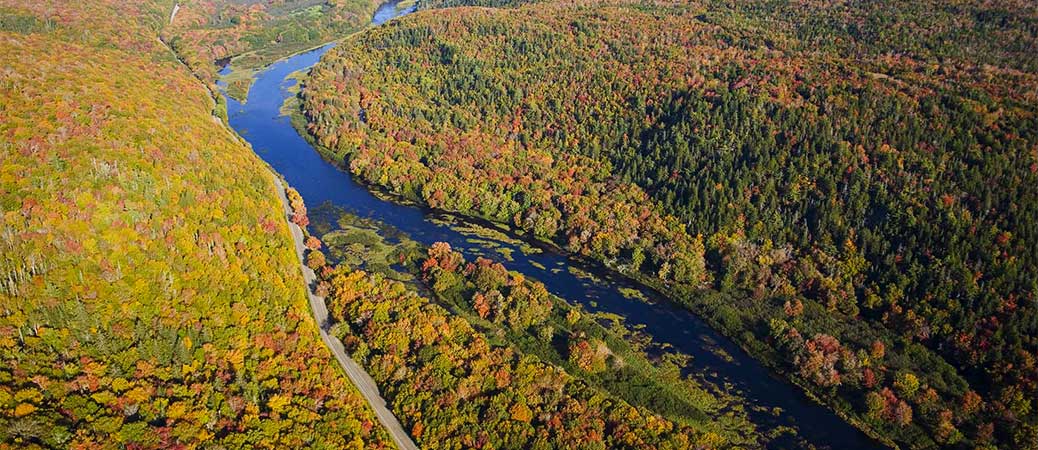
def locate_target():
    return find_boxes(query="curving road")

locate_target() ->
[273,177,420,450]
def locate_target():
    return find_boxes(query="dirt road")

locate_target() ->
[273,177,419,450]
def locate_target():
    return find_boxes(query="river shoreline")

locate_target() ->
[222,3,891,447]
[281,79,892,447]
[298,122,897,449]
[271,175,421,450]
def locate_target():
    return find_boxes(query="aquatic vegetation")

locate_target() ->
[302,0,1038,447]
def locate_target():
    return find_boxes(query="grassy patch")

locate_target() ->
[220,64,259,102]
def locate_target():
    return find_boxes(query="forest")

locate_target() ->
[0,0,390,447]
[4,0,1038,447]
[301,0,1038,448]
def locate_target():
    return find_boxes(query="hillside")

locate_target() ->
[0,0,389,447]
[300,0,1038,448]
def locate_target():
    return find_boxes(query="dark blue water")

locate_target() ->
[221,2,883,449]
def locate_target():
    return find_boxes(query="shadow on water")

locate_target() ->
[221,2,885,448]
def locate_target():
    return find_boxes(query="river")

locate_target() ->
[221,2,883,449]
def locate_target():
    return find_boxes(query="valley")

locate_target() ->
[2,0,1036,448]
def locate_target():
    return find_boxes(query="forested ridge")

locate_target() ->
[0,1,390,447]
[301,0,1038,448]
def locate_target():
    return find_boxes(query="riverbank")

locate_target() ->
[226,20,887,449]
[297,133,899,449]
[311,206,764,444]
[271,176,420,450]
[275,59,894,447]
[282,70,892,450]
[202,5,422,446]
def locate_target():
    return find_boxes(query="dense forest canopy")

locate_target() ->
[301,0,1038,448]
[0,0,389,447]
[4,0,1038,447]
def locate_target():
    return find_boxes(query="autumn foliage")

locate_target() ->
[325,266,723,449]
[0,1,387,447]
[300,0,1038,447]
[162,0,384,87]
